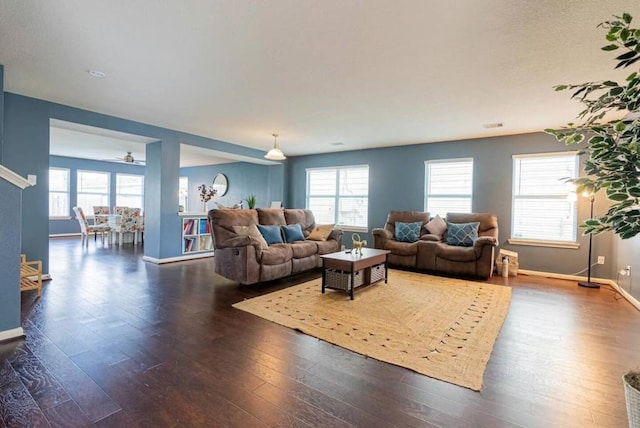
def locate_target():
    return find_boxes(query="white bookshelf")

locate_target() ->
[180,213,214,255]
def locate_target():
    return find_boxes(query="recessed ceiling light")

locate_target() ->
[482,122,503,129]
[330,142,345,146]
[88,69,107,78]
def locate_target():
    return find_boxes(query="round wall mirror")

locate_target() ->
[212,173,229,196]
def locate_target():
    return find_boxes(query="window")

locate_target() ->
[424,158,473,217]
[49,168,70,217]
[179,177,189,210]
[306,165,369,230]
[77,170,110,215]
[116,173,144,209]
[511,152,579,244]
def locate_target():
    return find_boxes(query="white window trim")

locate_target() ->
[510,151,579,247]
[49,167,70,219]
[424,158,474,214]
[305,165,369,229]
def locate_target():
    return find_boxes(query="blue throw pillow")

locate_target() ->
[395,221,422,243]
[257,224,284,245]
[446,222,480,247]
[282,223,305,243]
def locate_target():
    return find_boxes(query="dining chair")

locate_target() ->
[114,207,142,245]
[93,205,110,225]
[72,206,111,246]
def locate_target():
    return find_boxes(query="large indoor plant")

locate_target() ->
[546,12,640,240]
[546,13,640,425]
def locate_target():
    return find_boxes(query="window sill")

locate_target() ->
[49,216,72,220]
[507,238,579,249]
[338,226,369,233]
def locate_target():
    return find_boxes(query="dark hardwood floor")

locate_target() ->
[1,238,639,427]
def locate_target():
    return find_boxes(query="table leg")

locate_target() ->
[384,258,389,284]
[321,262,326,294]
[350,270,355,300]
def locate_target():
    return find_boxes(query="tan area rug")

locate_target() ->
[233,269,511,390]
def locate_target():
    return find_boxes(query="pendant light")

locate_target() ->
[264,133,286,160]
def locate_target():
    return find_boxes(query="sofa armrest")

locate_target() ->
[217,235,253,249]
[474,236,497,247]
[328,228,344,242]
[420,233,441,242]
[372,228,392,240]
[373,227,393,250]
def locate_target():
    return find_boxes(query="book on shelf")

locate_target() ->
[184,237,196,252]
[183,219,195,235]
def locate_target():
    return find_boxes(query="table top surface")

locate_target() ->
[320,248,390,262]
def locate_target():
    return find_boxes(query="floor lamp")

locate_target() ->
[578,192,600,288]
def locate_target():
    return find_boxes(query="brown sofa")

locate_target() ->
[373,211,498,279]
[208,208,343,284]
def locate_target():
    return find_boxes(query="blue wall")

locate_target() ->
[287,132,614,278]
[181,162,273,211]
[49,155,145,235]
[0,180,22,334]
[0,64,22,335]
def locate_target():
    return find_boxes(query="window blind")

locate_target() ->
[49,168,70,217]
[512,153,578,242]
[307,166,369,228]
[425,159,473,217]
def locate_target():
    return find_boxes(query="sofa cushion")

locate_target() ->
[308,224,334,241]
[260,244,293,265]
[289,241,318,258]
[284,209,316,236]
[315,239,340,255]
[385,240,418,256]
[395,221,422,242]
[257,208,287,226]
[282,224,305,243]
[232,224,268,249]
[257,224,284,245]
[446,222,479,247]
[426,214,447,237]
[436,243,478,262]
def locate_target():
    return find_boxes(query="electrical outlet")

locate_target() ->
[597,256,605,265]
[619,266,631,276]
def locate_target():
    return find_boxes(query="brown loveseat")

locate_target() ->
[208,208,343,284]
[373,211,498,279]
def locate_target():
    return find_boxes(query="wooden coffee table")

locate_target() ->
[320,248,391,300]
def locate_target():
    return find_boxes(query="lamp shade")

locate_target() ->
[265,147,286,160]
[264,133,286,160]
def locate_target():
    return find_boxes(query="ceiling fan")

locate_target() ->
[109,151,145,165]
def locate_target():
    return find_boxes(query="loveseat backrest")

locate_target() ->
[209,208,259,249]
[446,212,498,239]
[283,209,317,237]
[384,211,431,236]
[256,208,287,225]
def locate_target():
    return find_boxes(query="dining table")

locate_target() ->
[94,214,123,244]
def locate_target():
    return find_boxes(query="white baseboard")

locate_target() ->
[0,327,25,343]
[519,269,640,311]
[143,252,214,264]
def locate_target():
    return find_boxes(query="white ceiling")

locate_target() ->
[2,1,639,157]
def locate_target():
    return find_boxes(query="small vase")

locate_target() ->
[202,201,208,212]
